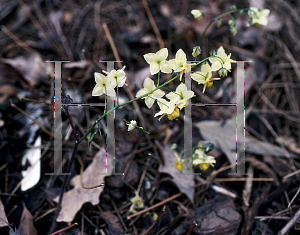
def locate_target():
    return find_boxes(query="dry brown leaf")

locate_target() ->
[0,199,8,228]
[159,144,194,203]
[54,149,106,222]
[18,203,37,235]
[100,212,124,235]
[195,111,298,165]
[0,53,46,87]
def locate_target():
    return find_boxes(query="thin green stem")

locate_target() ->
[200,8,249,41]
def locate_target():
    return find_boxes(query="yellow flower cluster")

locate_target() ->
[138,48,195,121]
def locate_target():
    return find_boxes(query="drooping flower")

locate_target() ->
[92,72,115,97]
[168,49,191,81]
[154,98,181,121]
[106,66,127,88]
[247,7,270,27]
[143,48,172,75]
[166,83,194,109]
[193,148,216,171]
[127,120,137,131]
[175,158,184,171]
[192,46,201,57]
[191,10,203,20]
[191,63,220,93]
[136,77,165,109]
[209,46,233,72]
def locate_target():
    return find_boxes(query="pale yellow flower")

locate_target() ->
[92,72,115,97]
[247,7,270,27]
[191,10,203,20]
[209,46,233,72]
[169,49,191,81]
[127,120,137,131]
[166,83,194,109]
[193,148,216,171]
[136,77,165,109]
[144,48,172,75]
[107,66,127,88]
[154,98,180,121]
[191,63,220,93]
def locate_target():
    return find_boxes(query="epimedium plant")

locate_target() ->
[87,4,270,175]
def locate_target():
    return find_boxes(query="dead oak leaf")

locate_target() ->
[159,144,194,203]
[18,203,37,235]
[195,111,298,165]
[54,149,106,222]
[0,199,9,228]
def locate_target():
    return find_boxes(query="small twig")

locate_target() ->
[136,158,150,195]
[215,178,274,182]
[186,224,197,235]
[33,208,56,222]
[78,157,104,189]
[82,49,102,71]
[49,136,79,233]
[10,99,54,138]
[102,23,122,69]
[278,208,300,235]
[142,0,164,49]
[49,223,78,235]
[1,26,31,52]
[284,169,300,179]
[142,206,166,235]
[288,187,300,208]
[16,0,62,57]
[127,192,182,220]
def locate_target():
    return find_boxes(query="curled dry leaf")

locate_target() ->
[54,149,107,222]
[159,144,194,203]
[18,203,37,235]
[0,199,9,228]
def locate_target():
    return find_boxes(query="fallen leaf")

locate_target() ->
[100,212,124,235]
[159,145,194,203]
[18,203,37,235]
[21,136,41,191]
[0,199,8,228]
[0,52,47,87]
[195,111,298,166]
[183,195,241,235]
[54,149,106,222]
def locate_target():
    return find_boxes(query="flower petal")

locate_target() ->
[151,89,165,99]
[150,62,160,75]
[136,88,148,98]
[145,97,155,109]
[176,49,186,61]
[156,48,168,61]
[160,61,172,73]
[92,85,105,96]
[144,53,156,64]
[143,77,155,91]
[95,72,106,84]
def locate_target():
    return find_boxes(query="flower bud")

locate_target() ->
[209,49,216,56]
[247,17,253,25]
[192,46,201,57]
[216,18,222,27]
[199,163,210,171]
[228,19,235,27]
[167,107,180,120]
[230,25,237,36]
[175,159,184,171]
[170,143,178,150]
[239,9,245,15]
[230,4,237,11]
[218,67,228,77]
[191,10,203,20]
